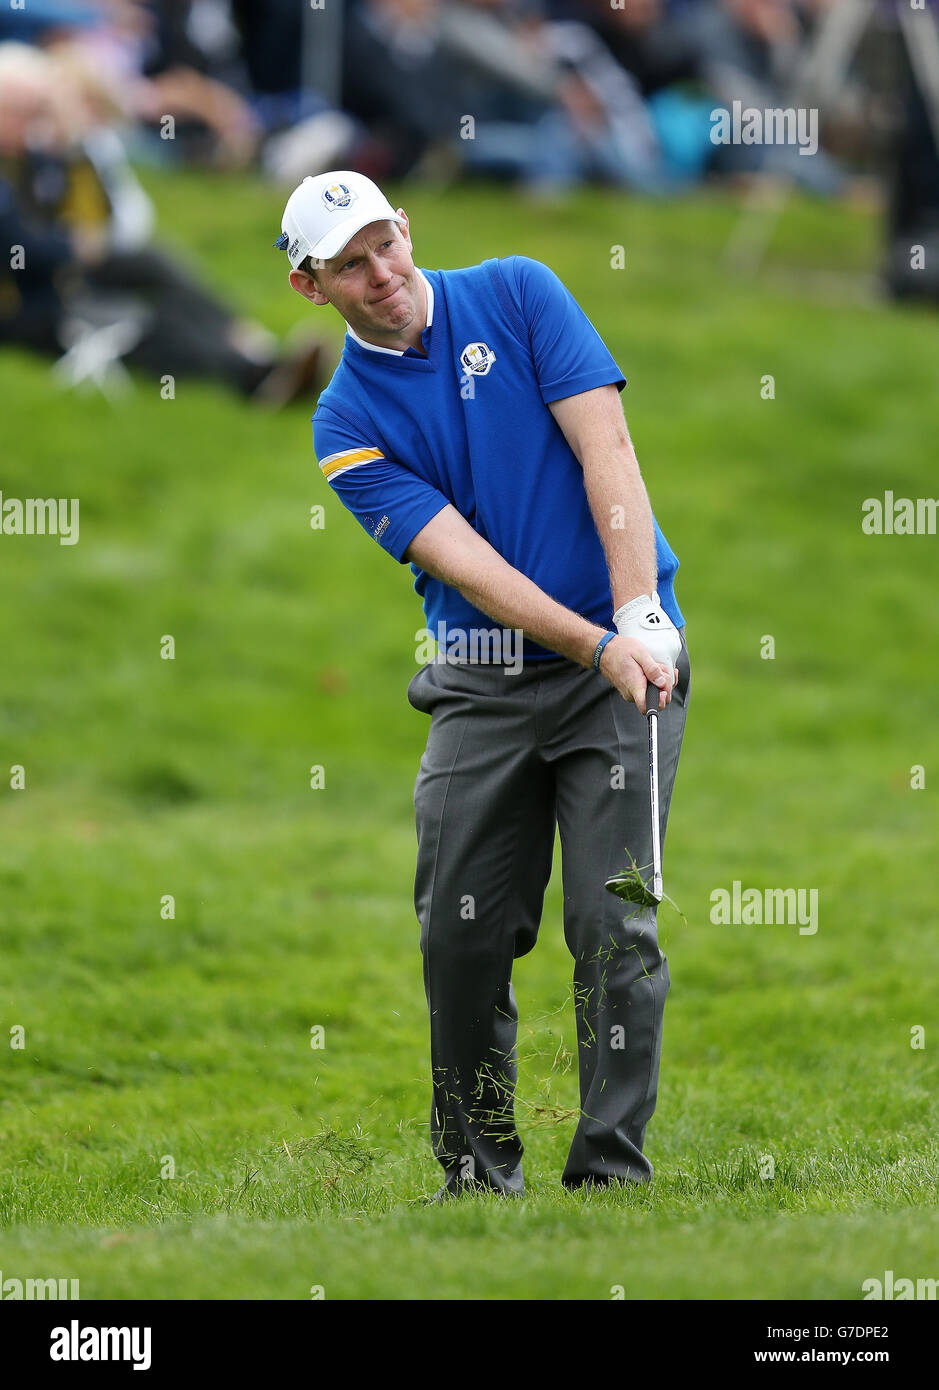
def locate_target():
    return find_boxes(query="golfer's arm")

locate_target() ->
[548,384,657,609]
[403,505,608,667]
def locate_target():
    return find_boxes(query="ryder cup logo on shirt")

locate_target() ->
[323,182,356,210]
[460,342,497,376]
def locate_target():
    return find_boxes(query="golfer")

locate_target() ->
[277,171,690,1198]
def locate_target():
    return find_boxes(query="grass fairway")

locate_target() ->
[0,170,936,1301]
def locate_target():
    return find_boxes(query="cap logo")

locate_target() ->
[323,182,356,211]
[288,237,302,261]
[460,342,497,377]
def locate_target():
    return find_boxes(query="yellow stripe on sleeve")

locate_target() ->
[319,447,384,478]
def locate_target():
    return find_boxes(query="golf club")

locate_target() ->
[604,679,664,908]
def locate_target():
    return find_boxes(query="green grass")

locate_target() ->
[0,170,936,1299]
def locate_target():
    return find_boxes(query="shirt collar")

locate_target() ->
[345,269,433,356]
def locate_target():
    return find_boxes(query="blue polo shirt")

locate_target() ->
[312,255,683,659]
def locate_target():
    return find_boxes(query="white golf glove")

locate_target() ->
[612,592,681,683]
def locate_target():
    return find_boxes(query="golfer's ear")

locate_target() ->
[396,209,412,250]
[289,269,328,305]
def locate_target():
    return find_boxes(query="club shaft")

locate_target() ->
[647,686,663,901]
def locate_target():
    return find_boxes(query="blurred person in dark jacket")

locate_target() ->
[547,0,700,98]
[226,0,380,184]
[0,41,332,405]
[884,39,939,304]
[342,0,474,177]
[343,0,692,191]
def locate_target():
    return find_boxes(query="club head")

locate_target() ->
[604,869,662,908]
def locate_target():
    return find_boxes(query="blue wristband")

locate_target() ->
[592,630,618,671]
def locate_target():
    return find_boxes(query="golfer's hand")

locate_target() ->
[613,592,681,708]
[598,634,676,713]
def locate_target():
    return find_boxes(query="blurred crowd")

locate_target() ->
[1,0,936,399]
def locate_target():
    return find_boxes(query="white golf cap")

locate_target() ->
[274,171,405,270]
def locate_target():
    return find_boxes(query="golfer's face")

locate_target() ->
[316,220,420,339]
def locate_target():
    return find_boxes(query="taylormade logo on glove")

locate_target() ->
[612,592,681,687]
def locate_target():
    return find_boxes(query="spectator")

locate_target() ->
[342,0,475,178]
[49,1,371,184]
[677,0,846,193]
[228,0,380,184]
[885,42,939,303]
[446,0,693,193]
[0,0,893,216]
[0,42,332,405]
[343,0,690,192]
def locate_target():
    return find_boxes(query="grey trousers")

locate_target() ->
[407,629,690,1193]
